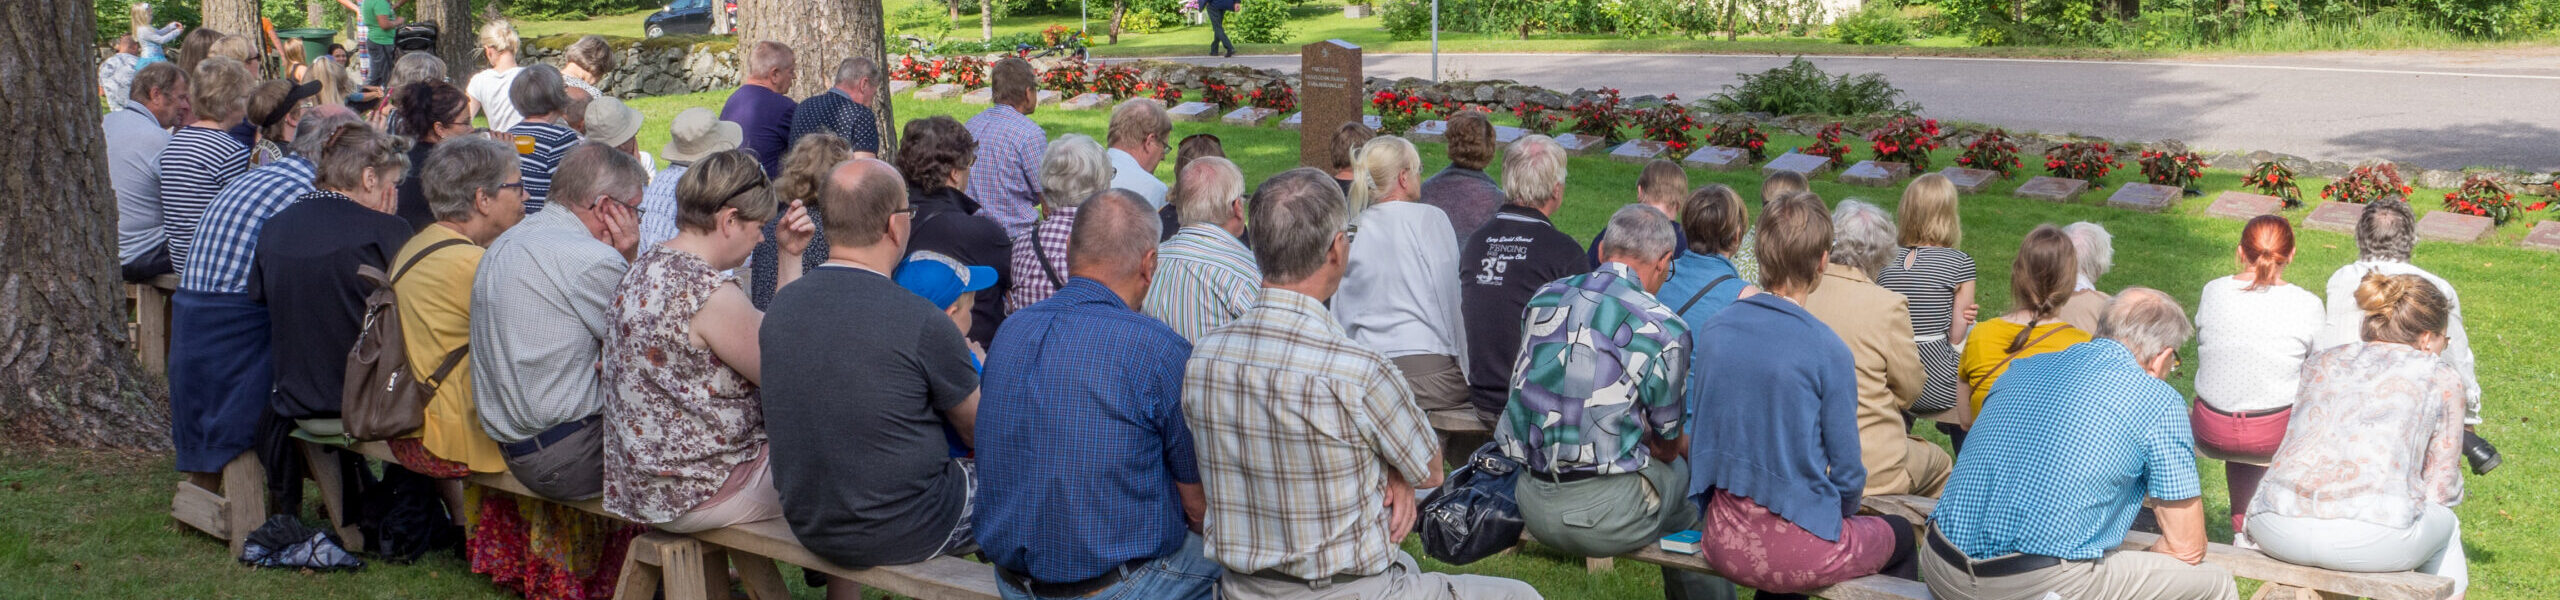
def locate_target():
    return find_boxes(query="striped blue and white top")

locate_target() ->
[512,121,582,213]
[1931,339,2201,561]
[157,126,250,274]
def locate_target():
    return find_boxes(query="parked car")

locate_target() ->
[645,0,740,38]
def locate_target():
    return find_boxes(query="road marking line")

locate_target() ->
[1135,53,2560,81]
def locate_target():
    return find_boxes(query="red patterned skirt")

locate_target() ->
[468,490,648,600]
[387,438,474,479]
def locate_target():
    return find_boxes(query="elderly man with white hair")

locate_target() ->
[1006,134,1113,312]
[1459,134,1591,430]
[1104,98,1174,209]
[789,57,882,158]
[1145,156,1258,342]
[1925,288,2238,600]
[1804,199,1947,498]
[2057,221,2115,333]
[721,40,799,176]
[1498,204,1697,562]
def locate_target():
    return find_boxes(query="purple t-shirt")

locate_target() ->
[721,84,799,176]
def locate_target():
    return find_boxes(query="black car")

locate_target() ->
[644,0,740,38]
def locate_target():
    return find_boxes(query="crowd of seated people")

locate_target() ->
[108,26,2488,600]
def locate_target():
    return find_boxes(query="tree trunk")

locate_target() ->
[715,0,733,35]
[201,0,264,52]
[417,0,478,80]
[0,0,170,450]
[1109,0,1125,44]
[740,0,899,158]
[309,0,331,27]
[981,0,994,41]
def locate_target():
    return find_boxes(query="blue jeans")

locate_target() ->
[998,533,1219,600]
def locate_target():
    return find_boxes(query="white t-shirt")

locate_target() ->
[1106,147,1169,209]
[1333,201,1468,361]
[468,66,527,132]
[2194,276,2325,412]
[2315,259,2479,423]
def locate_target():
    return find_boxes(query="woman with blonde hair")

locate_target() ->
[2247,273,2468,597]
[2193,215,2323,542]
[309,55,356,107]
[603,148,810,532]
[1955,224,2090,432]
[746,133,856,309]
[1333,135,1475,441]
[1876,173,1979,441]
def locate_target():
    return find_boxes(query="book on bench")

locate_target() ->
[1659,530,1702,555]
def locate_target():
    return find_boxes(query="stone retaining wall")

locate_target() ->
[522,34,741,98]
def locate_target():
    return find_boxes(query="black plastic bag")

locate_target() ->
[358,464,463,564]
[240,515,365,572]
[1419,442,1525,566]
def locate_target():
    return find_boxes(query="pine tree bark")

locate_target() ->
[1,0,172,450]
[739,0,899,158]
[417,0,478,80]
[981,0,995,41]
[201,0,264,51]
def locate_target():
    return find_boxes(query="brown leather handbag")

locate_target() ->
[343,239,469,442]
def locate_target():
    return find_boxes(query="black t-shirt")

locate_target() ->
[1456,204,1591,419]
[249,191,417,419]
[760,265,981,567]
[903,185,1015,346]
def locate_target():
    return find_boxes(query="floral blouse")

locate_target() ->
[2249,341,2466,529]
[602,246,765,524]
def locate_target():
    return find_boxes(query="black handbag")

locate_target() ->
[1419,442,1525,566]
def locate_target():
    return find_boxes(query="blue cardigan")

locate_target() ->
[1685,294,1867,541]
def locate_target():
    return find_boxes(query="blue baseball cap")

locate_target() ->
[893,251,998,310]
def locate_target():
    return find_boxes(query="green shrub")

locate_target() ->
[891,0,956,44]
[1829,4,1915,44]
[1702,56,1921,116]
[1227,0,1295,43]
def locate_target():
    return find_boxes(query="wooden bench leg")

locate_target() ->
[658,534,733,600]
[729,550,794,600]
[1586,556,1616,573]
[298,441,364,552]
[616,532,676,600]
[172,452,266,558]
[135,282,171,377]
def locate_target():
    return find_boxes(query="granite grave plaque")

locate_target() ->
[2015,176,2090,203]
[2107,183,2181,213]
[1299,40,1364,168]
[1939,167,1998,194]
[2205,192,2285,221]
[2522,221,2560,252]
[1168,101,1219,122]
[1760,152,1831,179]
[2304,202,2365,233]
[1608,140,1668,164]
[2416,211,2493,243]
[1682,146,1747,171]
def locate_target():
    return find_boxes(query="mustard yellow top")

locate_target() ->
[392,226,508,473]
[1959,318,2094,418]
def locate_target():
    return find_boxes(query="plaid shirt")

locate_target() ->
[962,104,1047,240]
[638,163,687,253]
[1142,224,1261,343]
[1002,206,1077,313]
[787,89,880,153]
[1495,262,1691,476]
[181,155,315,294]
[1183,288,1440,580]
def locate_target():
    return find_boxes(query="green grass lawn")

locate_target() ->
[13,90,2556,598]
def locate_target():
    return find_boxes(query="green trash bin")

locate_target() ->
[276,27,340,61]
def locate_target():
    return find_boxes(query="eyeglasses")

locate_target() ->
[606,193,645,216]
[1341,222,1360,244]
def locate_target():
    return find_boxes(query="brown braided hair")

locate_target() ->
[2006,224,2080,354]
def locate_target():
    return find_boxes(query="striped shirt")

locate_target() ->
[471,206,630,443]
[181,156,317,294]
[1144,224,1261,343]
[963,104,1048,240]
[1003,207,1078,313]
[1931,339,2200,561]
[1183,288,1439,580]
[1876,246,1977,339]
[158,126,251,274]
[638,163,688,253]
[512,121,582,213]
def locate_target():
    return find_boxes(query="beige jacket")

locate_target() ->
[2058,289,2111,335]
[1803,263,1930,496]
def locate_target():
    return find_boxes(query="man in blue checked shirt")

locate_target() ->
[1923,288,2238,600]
[972,190,1217,600]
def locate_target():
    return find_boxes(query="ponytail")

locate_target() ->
[2237,215,2296,292]
[1346,142,1377,216]
[2006,316,2045,354]
[1343,135,1419,218]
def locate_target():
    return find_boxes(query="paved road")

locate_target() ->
[1156,52,2560,171]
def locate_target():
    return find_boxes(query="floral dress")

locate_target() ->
[601,246,766,525]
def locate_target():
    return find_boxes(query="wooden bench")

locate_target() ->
[348,441,1000,600]
[126,274,178,376]
[1858,495,2456,600]
[172,426,370,556]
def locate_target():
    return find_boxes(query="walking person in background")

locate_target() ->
[2193,215,2322,545]
[358,0,408,87]
[1204,0,1239,57]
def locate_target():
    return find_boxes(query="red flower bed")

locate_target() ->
[1867,117,1943,171]
[2137,149,2206,189]
[1040,59,1092,96]
[1371,89,1445,135]
[1249,79,1296,112]
[1705,118,1770,163]
[1800,123,1852,166]
[2247,161,2305,208]
[2444,175,2530,225]
[2319,163,2411,204]
[2044,142,2122,183]
[1630,95,1700,153]
[1954,128,2023,179]
[1566,88,1627,142]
